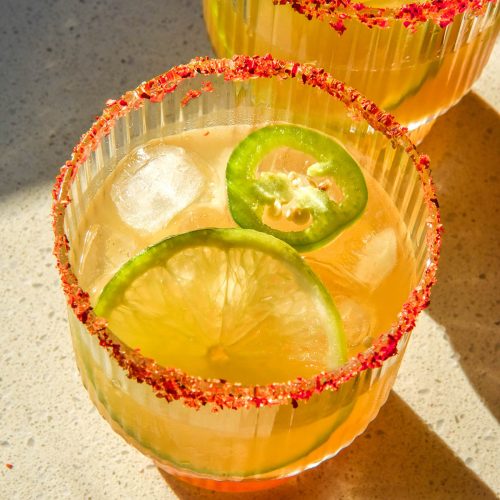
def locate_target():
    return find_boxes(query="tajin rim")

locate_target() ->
[52,55,442,410]
[271,0,497,33]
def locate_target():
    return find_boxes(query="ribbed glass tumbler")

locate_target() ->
[204,0,499,143]
[52,56,441,492]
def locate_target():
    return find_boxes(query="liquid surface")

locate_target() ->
[75,125,416,381]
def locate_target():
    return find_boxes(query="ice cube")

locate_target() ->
[335,295,374,348]
[77,223,137,302]
[111,144,207,234]
[353,228,397,289]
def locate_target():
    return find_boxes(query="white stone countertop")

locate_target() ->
[0,1,498,498]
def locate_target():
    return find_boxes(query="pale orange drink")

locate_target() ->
[52,56,441,491]
[204,0,499,142]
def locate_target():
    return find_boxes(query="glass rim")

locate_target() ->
[271,0,496,33]
[52,55,442,410]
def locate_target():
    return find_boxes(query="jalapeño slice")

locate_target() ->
[226,125,368,252]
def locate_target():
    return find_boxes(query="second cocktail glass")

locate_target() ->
[53,56,441,491]
[204,0,499,142]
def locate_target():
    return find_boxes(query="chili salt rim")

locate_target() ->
[273,0,496,32]
[52,55,442,411]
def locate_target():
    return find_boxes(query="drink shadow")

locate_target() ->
[162,392,496,499]
[421,92,500,422]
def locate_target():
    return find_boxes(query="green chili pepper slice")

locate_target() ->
[226,125,368,252]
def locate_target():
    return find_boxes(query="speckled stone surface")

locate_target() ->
[0,1,498,498]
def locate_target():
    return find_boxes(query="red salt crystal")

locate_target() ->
[252,397,268,408]
[332,20,347,34]
[419,154,431,167]
[99,338,109,348]
[78,309,89,323]
[181,89,202,107]
[201,81,214,93]
[176,67,193,78]
[5,463,13,470]
[149,93,165,104]
[246,58,257,74]
[430,196,440,208]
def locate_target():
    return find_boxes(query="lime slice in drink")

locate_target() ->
[381,60,442,112]
[94,228,349,475]
[95,228,347,384]
[226,125,367,252]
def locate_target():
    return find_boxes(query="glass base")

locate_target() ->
[156,464,293,492]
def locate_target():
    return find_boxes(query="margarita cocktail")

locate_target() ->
[53,56,441,491]
[204,0,499,142]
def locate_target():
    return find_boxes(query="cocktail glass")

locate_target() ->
[52,55,441,492]
[203,0,499,143]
